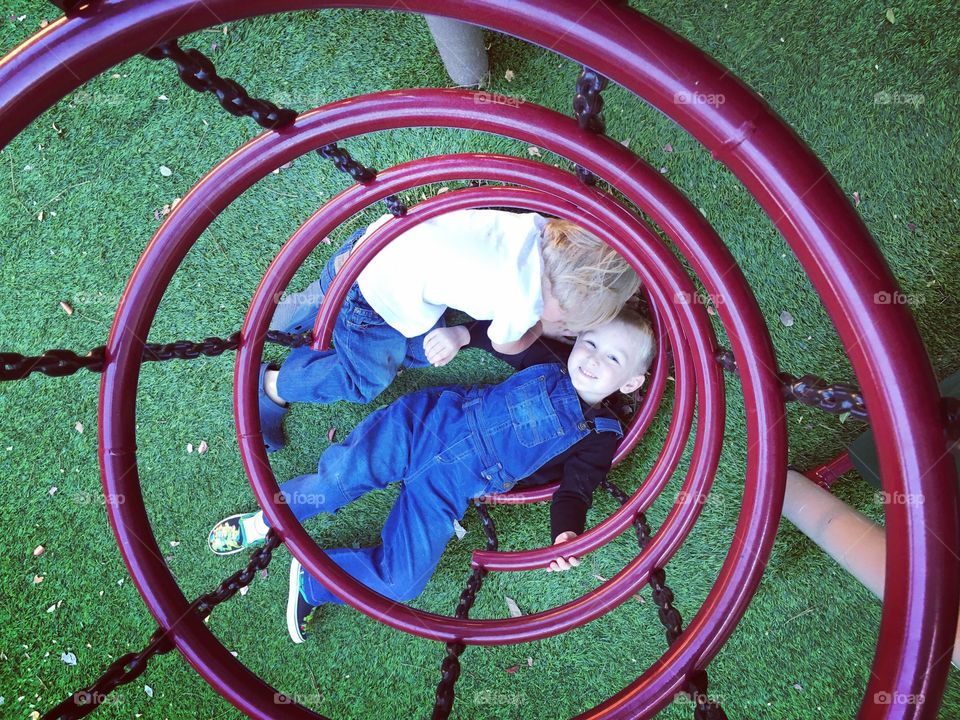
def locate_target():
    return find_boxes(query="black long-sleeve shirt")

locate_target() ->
[464,322,622,542]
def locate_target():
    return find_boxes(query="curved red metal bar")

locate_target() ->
[302,174,711,573]
[241,174,713,596]
[3,1,951,718]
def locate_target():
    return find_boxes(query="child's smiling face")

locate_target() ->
[567,320,646,404]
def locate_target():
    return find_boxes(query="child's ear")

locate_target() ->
[619,374,645,395]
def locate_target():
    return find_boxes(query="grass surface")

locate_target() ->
[2,1,959,719]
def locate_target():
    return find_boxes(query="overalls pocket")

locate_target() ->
[506,375,564,447]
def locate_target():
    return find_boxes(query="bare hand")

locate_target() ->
[546,531,581,572]
[423,326,470,367]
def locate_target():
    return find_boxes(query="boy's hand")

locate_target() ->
[423,326,470,367]
[546,531,580,572]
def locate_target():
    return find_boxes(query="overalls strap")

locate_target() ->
[591,416,624,437]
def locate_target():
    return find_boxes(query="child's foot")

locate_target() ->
[259,362,289,453]
[287,557,318,644]
[207,511,269,555]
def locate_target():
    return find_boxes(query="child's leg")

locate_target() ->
[266,394,429,527]
[275,284,407,405]
[300,465,479,605]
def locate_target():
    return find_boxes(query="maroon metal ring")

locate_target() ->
[4,1,951,718]
[240,175,717,614]
[287,169,709,574]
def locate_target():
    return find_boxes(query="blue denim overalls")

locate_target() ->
[273,229,444,405]
[273,363,623,606]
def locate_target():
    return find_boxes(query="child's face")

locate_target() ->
[567,321,646,404]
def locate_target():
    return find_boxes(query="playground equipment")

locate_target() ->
[1,1,957,719]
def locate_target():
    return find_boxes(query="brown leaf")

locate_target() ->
[327,427,337,443]
[197,440,208,455]
[853,191,861,207]
[505,665,519,674]
[33,575,44,584]
[59,300,73,315]
[74,421,83,434]
[663,143,674,153]
[504,596,523,617]
[33,545,45,557]
[527,146,542,157]
[39,19,49,28]
[526,657,534,667]
[504,69,515,82]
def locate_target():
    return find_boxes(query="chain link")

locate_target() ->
[601,479,727,720]
[572,67,609,186]
[44,532,282,720]
[143,39,297,130]
[716,349,868,420]
[431,503,498,720]
[1,331,311,382]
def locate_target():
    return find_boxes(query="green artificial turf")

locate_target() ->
[2,1,959,718]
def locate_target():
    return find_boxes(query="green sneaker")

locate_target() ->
[207,512,267,556]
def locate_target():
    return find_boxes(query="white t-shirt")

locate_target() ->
[356,209,549,344]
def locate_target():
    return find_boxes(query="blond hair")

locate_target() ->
[610,307,656,376]
[540,219,640,331]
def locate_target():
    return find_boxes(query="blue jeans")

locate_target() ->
[274,229,443,405]
[269,386,489,606]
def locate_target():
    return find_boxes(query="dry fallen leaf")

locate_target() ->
[505,665,519,674]
[504,69,515,82]
[30,713,40,720]
[48,486,58,497]
[186,443,193,454]
[504,596,523,618]
[327,427,336,443]
[527,146,541,157]
[239,585,249,596]
[663,143,674,153]
[169,540,180,548]
[47,603,57,613]
[39,19,49,28]
[33,545,45,557]
[74,421,83,434]
[159,165,173,177]
[594,574,607,582]
[526,657,534,667]
[779,310,795,327]
[885,8,895,23]
[144,685,153,698]
[61,651,77,665]
[197,440,208,455]
[853,191,861,207]
[33,575,44,584]
[620,138,631,147]
[453,519,467,540]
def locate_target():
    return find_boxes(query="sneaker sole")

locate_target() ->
[287,557,305,644]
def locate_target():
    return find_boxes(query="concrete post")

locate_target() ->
[424,15,489,87]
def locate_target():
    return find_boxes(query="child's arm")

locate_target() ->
[424,320,572,369]
[545,431,620,573]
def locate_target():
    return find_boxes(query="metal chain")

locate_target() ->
[143,38,406,216]
[572,67,609,186]
[716,349,868,420]
[44,532,283,720]
[431,503,499,720]
[1,330,312,382]
[601,480,727,720]
[143,39,297,130]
